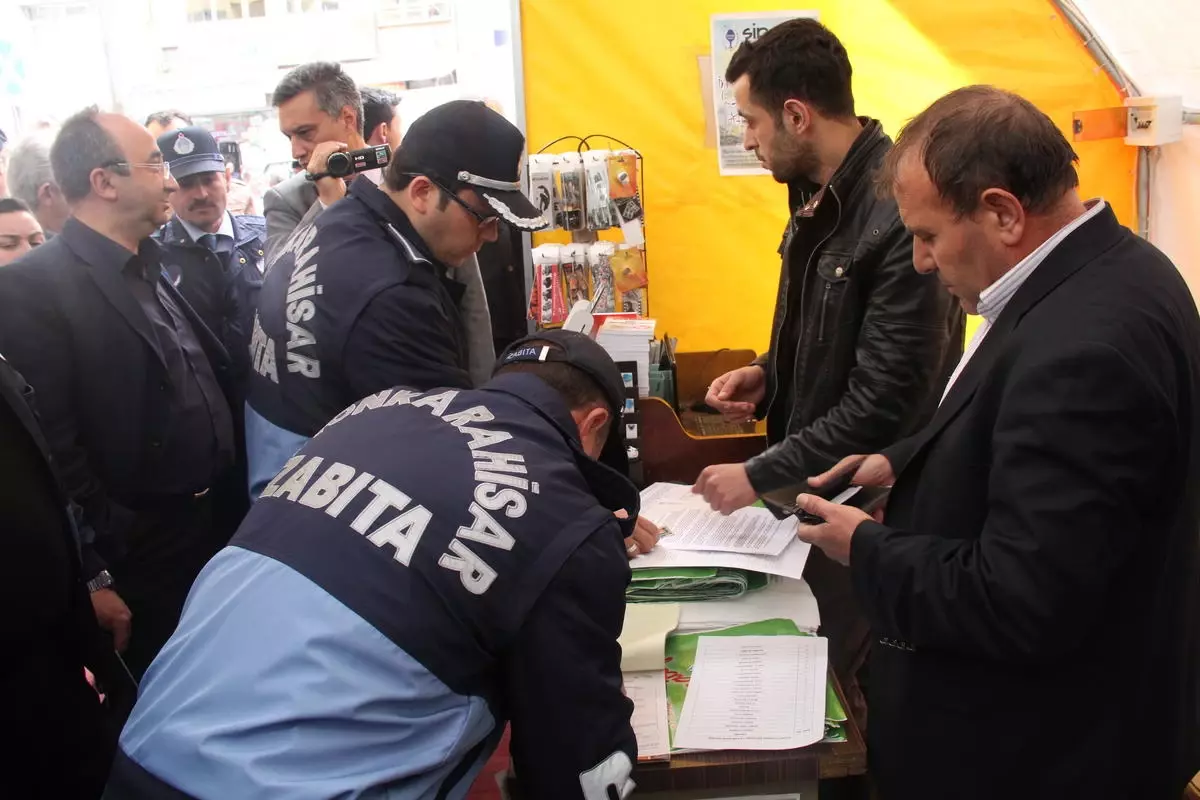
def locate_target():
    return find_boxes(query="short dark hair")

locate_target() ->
[879,85,1080,217]
[144,109,192,128]
[724,18,855,119]
[495,341,610,414]
[383,171,453,212]
[50,106,125,203]
[272,61,364,136]
[361,86,400,137]
[0,197,32,215]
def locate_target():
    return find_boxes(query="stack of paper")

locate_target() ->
[624,671,671,761]
[639,482,806,562]
[619,603,681,671]
[674,635,828,751]
[596,318,657,397]
[627,567,767,603]
[664,620,846,750]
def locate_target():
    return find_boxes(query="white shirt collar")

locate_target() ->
[976,198,1106,324]
[179,211,235,245]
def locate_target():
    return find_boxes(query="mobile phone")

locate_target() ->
[760,477,889,526]
[760,471,855,520]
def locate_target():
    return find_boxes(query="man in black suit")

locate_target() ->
[0,352,117,797]
[0,107,236,679]
[796,86,1200,799]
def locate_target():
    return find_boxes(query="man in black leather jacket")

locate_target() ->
[694,18,963,688]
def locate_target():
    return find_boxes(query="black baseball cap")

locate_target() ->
[392,100,546,230]
[158,126,225,179]
[497,329,630,475]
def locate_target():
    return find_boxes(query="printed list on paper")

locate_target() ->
[673,635,828,751]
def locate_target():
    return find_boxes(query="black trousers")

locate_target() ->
[110,495,226,679]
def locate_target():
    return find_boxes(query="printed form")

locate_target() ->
[674,635,828,751]
[640,483,797,557]
[623,670,671,760]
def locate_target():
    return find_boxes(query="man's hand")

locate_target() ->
[705,366,767,422]
[808,453,895,490]
[693,463,757,514]
[794,493,872,566]
[91,588,132,653]
[625,515,661,559]
[307,140,349,206]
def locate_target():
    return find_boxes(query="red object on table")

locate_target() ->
[465,727,510,799]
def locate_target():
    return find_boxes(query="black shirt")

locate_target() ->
[88,230,234,494]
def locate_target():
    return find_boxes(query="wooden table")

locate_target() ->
[634,361,869,797]
[632,672,867,796]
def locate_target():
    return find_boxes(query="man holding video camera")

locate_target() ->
[245,100,547,498]
[264,62,372,258]
[264,63,497,391]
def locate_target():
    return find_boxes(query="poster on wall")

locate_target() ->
[711,11,819,176]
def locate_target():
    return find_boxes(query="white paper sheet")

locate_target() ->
[630,534,811,581]
[675,577,820,634]
[674,635,828,751]
[640,482,799,557]
[619,603,680,672]
[623,670,671,759]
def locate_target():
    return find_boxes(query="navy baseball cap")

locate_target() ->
[391,100,546,230]
[158,126,224,179]
[497,329,629,475]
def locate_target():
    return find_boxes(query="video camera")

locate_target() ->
[307,144,390,181]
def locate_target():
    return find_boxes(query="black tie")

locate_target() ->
[198,233,218,253]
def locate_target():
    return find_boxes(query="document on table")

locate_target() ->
[631,535,811,581]
[623,670,671,760]
[640,483,797,557]
[673,635,828,751]
[619,603,680,672]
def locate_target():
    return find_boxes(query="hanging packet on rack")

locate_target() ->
[584,149,615,230]
[555,152,586,231]
[588,241,617,314]
[527,154,559,232]
[561,243,591,307]
[531,244,567,326]
[613,244,648,315]
[609,150,643,224]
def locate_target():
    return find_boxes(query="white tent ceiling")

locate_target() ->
[1073,0,1200,295]
[1073,0,1200,106]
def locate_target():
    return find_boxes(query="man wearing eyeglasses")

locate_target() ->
[0,107,237,680]
[245,101,546,498]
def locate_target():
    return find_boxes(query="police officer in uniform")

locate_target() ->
[155,126,266,390]
[155,125,267,531]
[108,329,640,800]
[245,100,547,497]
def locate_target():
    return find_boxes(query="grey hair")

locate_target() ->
[7,133,56,209]
[50,106,125,203]
[272,61,363,136]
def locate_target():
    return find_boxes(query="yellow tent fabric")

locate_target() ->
[521,0,1134,352]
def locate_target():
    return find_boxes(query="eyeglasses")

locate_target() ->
[103,160,172,180]
[422,175,502,232]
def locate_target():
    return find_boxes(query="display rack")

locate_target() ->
[525,135,648,329]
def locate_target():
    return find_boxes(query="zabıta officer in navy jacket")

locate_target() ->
[245,100,546,498]
[109,330,640,800]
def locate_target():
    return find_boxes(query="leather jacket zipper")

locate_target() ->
[818,282,832,343]
[782,185,843,436]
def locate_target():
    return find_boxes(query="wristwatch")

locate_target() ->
[87,570,114,594]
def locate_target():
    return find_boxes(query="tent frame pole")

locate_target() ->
[1050,0,1155,238]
